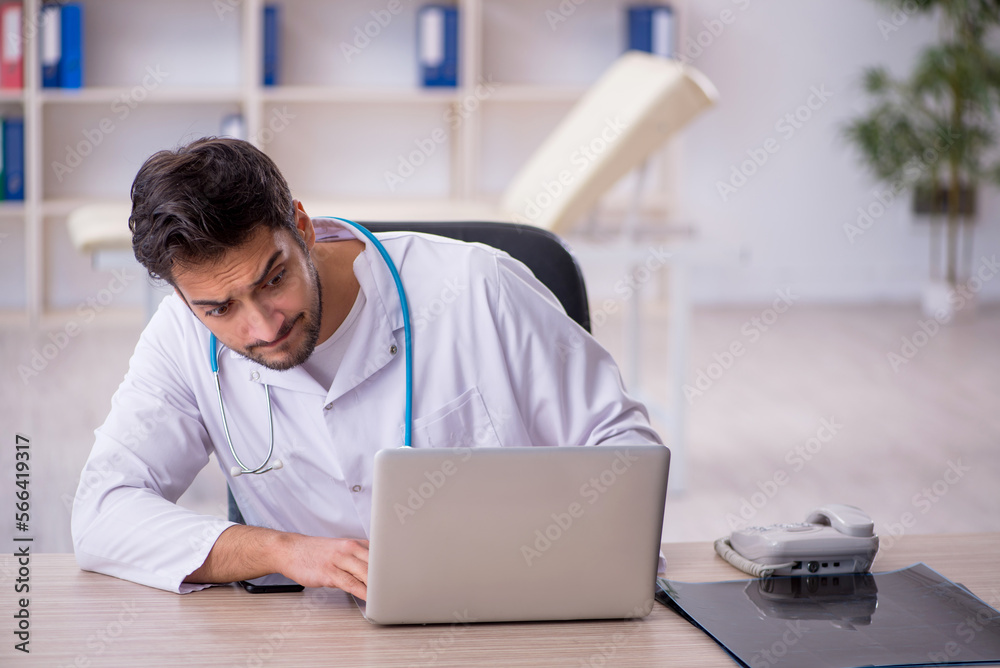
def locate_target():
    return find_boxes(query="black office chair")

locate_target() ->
[227,221,591,524]
[361,221,591,332]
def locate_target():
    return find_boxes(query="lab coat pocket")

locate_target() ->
[411,387,502,449]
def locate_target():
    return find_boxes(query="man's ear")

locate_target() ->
[292,199,315,250]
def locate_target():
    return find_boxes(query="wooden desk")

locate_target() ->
[2,534,998,667]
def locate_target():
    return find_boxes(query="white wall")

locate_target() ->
[675,0,1000,304]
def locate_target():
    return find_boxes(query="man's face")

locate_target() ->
[173,226,323,371]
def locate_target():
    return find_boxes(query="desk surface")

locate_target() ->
[2,533,998,667]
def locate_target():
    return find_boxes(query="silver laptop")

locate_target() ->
[357,445,670,625]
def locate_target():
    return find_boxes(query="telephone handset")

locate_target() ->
[715,504,880,578]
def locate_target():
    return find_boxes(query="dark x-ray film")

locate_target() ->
[657,563,1000,668]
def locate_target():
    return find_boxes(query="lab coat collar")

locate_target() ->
[319,217,404,405]
[229,218,405,400]
[218,346,326,396]
[313,217,406,334]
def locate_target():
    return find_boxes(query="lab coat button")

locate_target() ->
[351,485,362,493]
[250,371,259,381]
[390,344,397,355]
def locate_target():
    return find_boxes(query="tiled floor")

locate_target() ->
[2,303,998,554]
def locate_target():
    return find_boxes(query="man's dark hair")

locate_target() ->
[129,137,299,285]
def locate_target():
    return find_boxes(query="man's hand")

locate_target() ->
[184,525,370,600]
[280,534,369,599]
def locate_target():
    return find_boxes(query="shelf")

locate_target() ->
[0,202,27,219]
[39,87,244,105]
[35,307,144,329]
[42,198,125,217]
[261,87,460,104]
[258,85,587,105]
[486,85,587,103]
[0,310,29,327]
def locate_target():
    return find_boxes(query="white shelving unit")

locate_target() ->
[3,0,685,324]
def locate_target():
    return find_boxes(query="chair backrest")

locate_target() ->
[229,220,590,524]
[500,51,718,234]
[361,221,591,332]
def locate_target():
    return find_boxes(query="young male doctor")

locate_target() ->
[71,137,662,599]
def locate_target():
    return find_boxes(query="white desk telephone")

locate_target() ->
[715,504,880,578]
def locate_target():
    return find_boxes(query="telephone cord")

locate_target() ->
[713,537,796,578]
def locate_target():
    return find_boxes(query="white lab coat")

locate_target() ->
[72,220,662,593]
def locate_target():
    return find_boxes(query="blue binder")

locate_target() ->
[40,4,61,87]
[418,5,458,87]
[59,3,83,88]
[263,4,280,86]
[627,5,674,58]
[4,117,24,201]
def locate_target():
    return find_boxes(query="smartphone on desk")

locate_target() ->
[239,573,304,594]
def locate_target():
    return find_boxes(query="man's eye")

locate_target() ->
[207,304,230,317]
[266,271,285,288]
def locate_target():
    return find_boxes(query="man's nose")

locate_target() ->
[245,301,283,343]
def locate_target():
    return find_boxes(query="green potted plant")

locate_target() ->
[843,0,1000,318]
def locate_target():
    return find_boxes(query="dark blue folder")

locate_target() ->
[60,3,83,89]
[40,4,61,88]
[418,5,458,87]
[4,117,24,201]
[263,4,280,86]
[627,5,674,58]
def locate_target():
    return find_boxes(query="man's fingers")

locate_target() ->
[333,549,368,597]
[347,539,369,561]
[332,570,367,600]
[338,554,368,584]
[347,579,368,601]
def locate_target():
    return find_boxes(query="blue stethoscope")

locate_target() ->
[210,216,413,477]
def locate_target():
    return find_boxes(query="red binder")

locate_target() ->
[0,3,22,89]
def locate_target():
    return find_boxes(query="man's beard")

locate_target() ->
[241,260,323,371]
